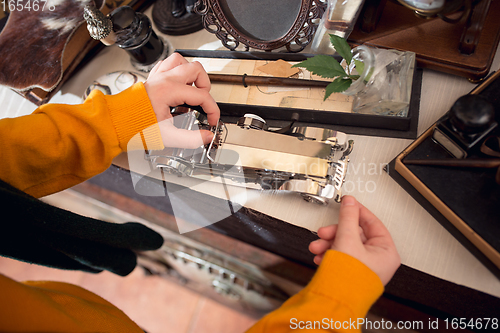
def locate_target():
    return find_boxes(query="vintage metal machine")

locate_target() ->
[145,108,353,204]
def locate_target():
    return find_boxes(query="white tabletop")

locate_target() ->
[1,8,499,298]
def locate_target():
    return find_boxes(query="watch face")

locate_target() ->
[83,71,147,99]
[397,0,446,14]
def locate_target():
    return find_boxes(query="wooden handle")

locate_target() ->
[208,73,330,88]
[404,158,500,168]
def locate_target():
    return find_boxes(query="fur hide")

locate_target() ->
[0,0,103,92]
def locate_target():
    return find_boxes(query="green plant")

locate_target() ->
[292,34,364,100]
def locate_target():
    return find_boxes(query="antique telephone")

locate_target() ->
[145,108,354,205]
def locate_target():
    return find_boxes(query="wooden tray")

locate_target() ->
[177,49,422,139]
[388,70,500,278]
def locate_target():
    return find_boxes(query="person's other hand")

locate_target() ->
[144,53,220,148]
[309,195,400,285]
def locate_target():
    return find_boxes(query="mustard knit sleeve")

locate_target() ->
[0,82,163,198]
[246,250,384,332]
[0,273,144,333]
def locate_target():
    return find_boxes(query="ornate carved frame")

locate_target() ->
[194,0,326,52]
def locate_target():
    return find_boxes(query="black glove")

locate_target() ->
[0,178,163,276]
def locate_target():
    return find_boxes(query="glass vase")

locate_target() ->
[342,45,416,117]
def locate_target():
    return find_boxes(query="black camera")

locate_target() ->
[432,94,497,158]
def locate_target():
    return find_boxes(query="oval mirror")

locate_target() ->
[195,0,326,52]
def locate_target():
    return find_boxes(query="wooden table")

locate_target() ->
[1,6,499,312]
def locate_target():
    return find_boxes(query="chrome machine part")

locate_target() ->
[146,110,354,204]
[292,126,347,146]
[237,114,268,130]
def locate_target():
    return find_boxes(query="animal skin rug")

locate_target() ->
[0,0,103,92]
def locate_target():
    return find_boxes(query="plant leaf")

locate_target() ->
[324,78,352,100]
[329,34,352,66]
[292,55,347,79]
[354,59,364,76]
[354,59,374,82]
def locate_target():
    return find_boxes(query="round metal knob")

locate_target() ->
[449,95,495,136]
[237,114,267,130]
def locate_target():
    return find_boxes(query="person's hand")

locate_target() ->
[144,53,220,149]
[309,195,400,285]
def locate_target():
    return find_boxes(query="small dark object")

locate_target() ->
[449,95,496,135]
[110,6,168,71]
[432,94,497,158]
[152,0,203,36]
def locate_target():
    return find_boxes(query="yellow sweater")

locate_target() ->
[0,82,161,198]
[0,83,384,332]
